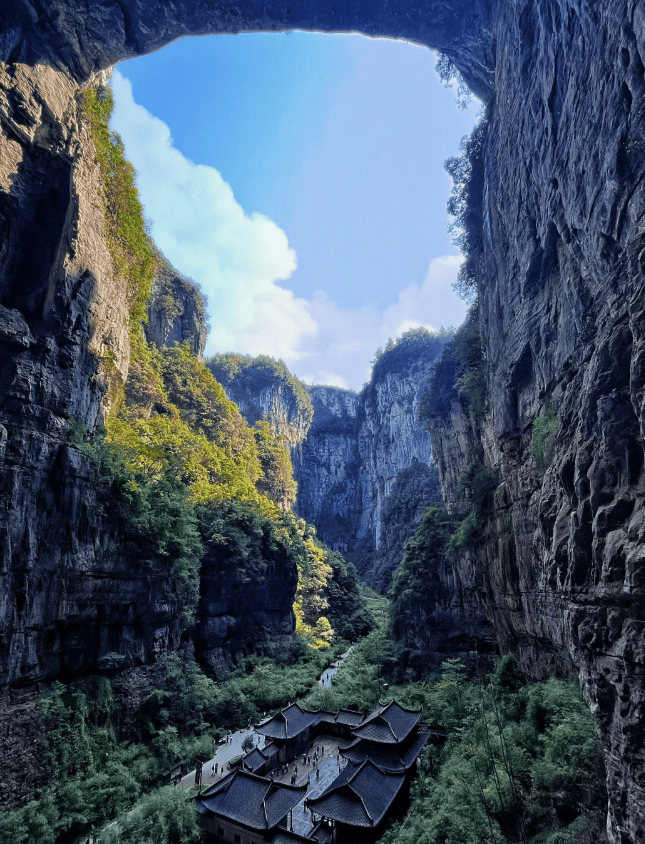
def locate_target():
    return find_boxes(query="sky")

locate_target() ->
[111,33,480,390]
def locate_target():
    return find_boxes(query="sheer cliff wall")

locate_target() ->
[2,2,645,840]
[292,336,446,561]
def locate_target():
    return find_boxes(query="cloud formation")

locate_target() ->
[111,70,316,360]
[110,71,468,391]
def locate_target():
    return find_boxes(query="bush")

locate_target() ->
[444,119,488,301]
[533,410,559,472]
[420,309,486,422]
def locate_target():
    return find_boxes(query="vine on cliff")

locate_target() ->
[82,85,155,327]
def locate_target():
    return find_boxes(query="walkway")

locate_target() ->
[318,646,353,687]
[180,727,265,790]
[268,734,347,837]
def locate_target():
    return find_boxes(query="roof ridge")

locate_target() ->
[347,777,374,826]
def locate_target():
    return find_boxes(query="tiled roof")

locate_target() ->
[351,701,421,745]
[306,760,405,828]
[340,728,429,772]
[335,709,365,727]
[313,708,366,729]
[263,741,280,757]
[242,747,268,772]
[196,770,306,831]
[256,703,319,740]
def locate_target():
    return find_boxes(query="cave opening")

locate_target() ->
[109,31,480,394]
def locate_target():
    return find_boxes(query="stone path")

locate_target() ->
[269,735,347,837]
[318,646,353,687]
[180,727,265,790]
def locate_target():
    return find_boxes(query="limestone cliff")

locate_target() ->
[0,65,299,809]
[0,64,186,806]
[3,1,645,839]
[293,331,448,574]
[206,354,313,449]
[145,252,207,358]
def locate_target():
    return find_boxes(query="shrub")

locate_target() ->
[83,85,155,327]
[533,410,559,472]
[420,309,486,422]
[444,119,488,301]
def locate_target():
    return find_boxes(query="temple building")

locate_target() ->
[306,702,428,843]
[254,703,365,765]
[196,769,309,844]
[203,700,429,844]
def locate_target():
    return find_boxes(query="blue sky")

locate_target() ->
[112,32,479,389]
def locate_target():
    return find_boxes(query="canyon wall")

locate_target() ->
[2,2,645,840]
[206,356,314,449]
[293,333,446,566]
[423,4,645,842]
[214,335,446,574]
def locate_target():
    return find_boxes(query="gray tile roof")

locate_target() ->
[313,708,365,728]
[335,709,365,727]
[351,701,421,745]
[196,770,306,831]
[306,760,405,828]
[340,728,429,772]
[242,747,268,772]
[256,703,319,740]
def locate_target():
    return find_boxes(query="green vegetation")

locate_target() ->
[435,52,473,110]
[83,85,155,327]
[0,640,351,844]
[370,327,451,384]
[253,420,298,510]
[533,411,559,472]
[150,243,209,331]
[449,457,497,549]
[380,657,604,844]
[444,118,488,301]
[420,308,486,422]
[68,421,202,619]
[207,353,313,424]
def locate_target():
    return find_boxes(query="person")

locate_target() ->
[316,767,320,779]
[212,765,215,775]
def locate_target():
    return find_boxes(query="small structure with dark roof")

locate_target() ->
[351,701,421,745]
[255,703,320,762]
[340,727,429,774]
[196,769,307,843]
[306,760,405,841]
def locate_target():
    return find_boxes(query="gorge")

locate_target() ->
[2,2,645,843]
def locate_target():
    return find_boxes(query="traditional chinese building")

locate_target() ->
[196,769,307,844]
[305,702,428,843]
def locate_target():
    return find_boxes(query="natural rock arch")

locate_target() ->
[1,0,495,96]
[3,2,645,842]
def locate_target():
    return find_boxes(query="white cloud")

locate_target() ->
[382,254,468,339]
[110,70,317,360]
[110,73,468,392]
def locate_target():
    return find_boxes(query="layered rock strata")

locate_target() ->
[0,64,188,806]
[293,336,446,561]
[2,1,645,839]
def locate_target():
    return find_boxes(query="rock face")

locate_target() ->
[195,505,299,680]
[0,65,187,807]
[0,0,495,99]
[424,5,645,842]
[206,356,313,449]
[146,259,207,358]
[293,333,447,563]
[3,2,645,839]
